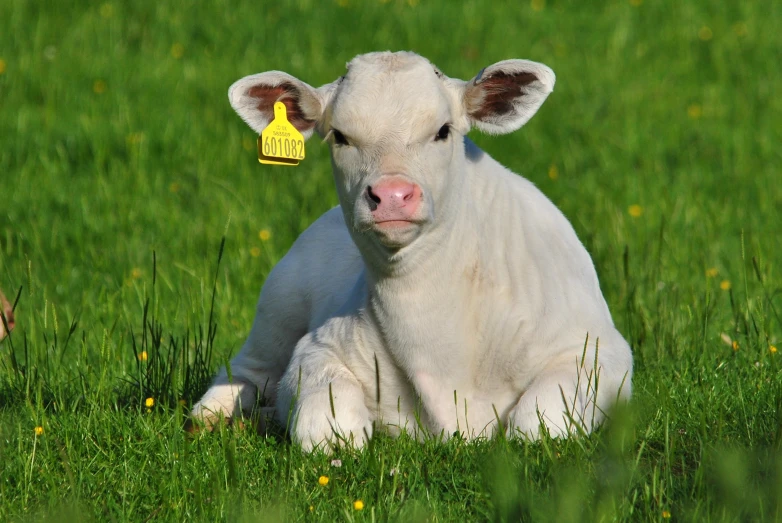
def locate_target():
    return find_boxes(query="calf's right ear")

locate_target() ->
[228,72,329,140]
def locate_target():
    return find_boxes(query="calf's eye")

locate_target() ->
[332,129,349,146]
[435,124,450,142]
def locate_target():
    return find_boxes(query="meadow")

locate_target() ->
[1,0,781,520]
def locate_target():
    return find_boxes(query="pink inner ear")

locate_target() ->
[469,71,539,120]
[246,82,316,132]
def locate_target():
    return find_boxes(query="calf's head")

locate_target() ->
[229,51,554,257]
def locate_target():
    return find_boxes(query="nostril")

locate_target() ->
[366,186,381,204]
[366,186,381,210]
[403,191,413,202]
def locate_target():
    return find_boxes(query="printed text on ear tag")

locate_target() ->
[258,101,306,166]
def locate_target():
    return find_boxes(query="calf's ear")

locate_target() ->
[464,59,555,135]
[229,72,329,140]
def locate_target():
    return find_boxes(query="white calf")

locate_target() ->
[191,51,633,450]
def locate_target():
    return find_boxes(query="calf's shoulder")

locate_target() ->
[265,206,364,331]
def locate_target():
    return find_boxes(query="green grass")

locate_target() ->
[1,0,781,520]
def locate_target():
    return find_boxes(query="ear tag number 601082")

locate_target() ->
[258,101,306,166]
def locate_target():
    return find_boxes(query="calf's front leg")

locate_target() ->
[508,343,632,439]
[276,330,374,452]
[188,269,309,431]
[188,373,261,431]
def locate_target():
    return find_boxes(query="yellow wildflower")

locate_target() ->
[0,59,6,75]
[171,43,184,59]
[531,0,545,11]
[687,104,702,119]
[126,132,146,145]
[628,205,643,218]
[34,426,44,436]
[662,510,671,519]
[720,280,731,291]
[169,182,181,193]
[698,26,713,41]
[138,351,148,362]
[259,229,272,241]
[250,247,261,258]
[131,268,142,279]
[770,345,778,354]
[732,340,739,351]
[732,22,747,37]
[145,397,155,408]
[318,475,329,486]
[99,3,114,18]
[353,500,364,511]
[547,164,559,180]
[629,0,642,6]
[705,267,718,278]
[93,80,107,94]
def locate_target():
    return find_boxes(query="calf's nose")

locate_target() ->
[365,179,420,208]
[365,178,422,222]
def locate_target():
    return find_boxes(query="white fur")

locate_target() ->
[191,51,633,450]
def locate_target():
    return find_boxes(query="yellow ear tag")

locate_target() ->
[258,102,306,166]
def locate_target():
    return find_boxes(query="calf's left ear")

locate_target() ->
[229,72,330,140]
[464,59,555,135]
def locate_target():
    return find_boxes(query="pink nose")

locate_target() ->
[365,177,422,224]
